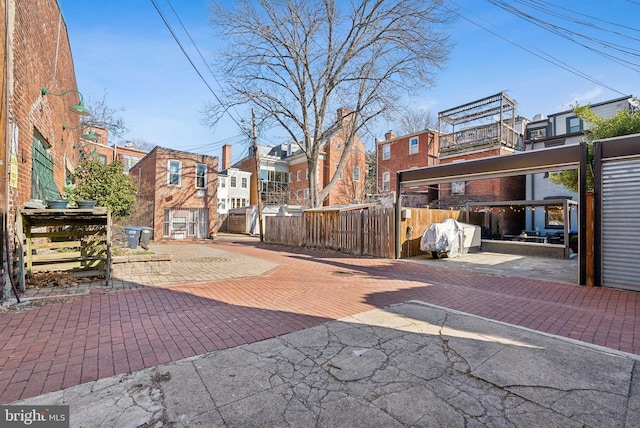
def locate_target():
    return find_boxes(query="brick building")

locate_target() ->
[9,0,87,209]
[129,147,218,241]
[235,108,367,208]
[436,92,526,237]
[376,129,439,206]
[3,0,92,297]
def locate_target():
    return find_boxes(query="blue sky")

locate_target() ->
[59,0,639,163]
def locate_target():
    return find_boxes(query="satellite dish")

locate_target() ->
[629,97,640,108]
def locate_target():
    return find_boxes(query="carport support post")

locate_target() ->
[395,173,402,259]
[578,141,587,286]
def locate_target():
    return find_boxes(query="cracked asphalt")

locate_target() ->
[13,301,640,427]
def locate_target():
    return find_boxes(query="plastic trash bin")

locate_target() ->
[139,227,153,250]
[124,227,142,249]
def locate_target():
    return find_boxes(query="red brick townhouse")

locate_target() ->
[376,129,439,207]
[129,147,219,241]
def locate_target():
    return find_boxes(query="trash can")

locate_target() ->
[139,227,153,250]
[124,227,142,249]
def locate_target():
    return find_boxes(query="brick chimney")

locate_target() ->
[385,130,397,141]
[221,144,232,171]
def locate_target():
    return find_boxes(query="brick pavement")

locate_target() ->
[1,238,639,404]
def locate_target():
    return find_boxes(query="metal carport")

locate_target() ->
[395,143,589,285]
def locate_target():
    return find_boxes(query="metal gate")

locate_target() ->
[600,158,640,290]
[595,134,640,290]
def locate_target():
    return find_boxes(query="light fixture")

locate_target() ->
[82,130,99,141]
[41,87,91,116]
[63,123,99,142]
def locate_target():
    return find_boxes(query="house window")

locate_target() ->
[289,174,293,183]
[336,163,343,180]
[451,181,465,195]
[172,216,187,231]
[123,155,141,173]
[353,166,361,182]
[382,172,390,191]
[409,137,419,155]
[220,177,226,188]
[546,205,564,229]
[306,168,309,180]
[296,189,301,199]
[168,160,182,186]
[297,170,301,181]
[241,177,247,188]
[382,144,390,160]
[567,116,582,133]
[96,154,108,165]
[528,128,547,140]
[196,164,207,189]
[230,176,237,187]
[304,188,309,199]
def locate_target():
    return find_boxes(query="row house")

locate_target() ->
[435,92,526,238]
[375,129,439,207]
[524,95,634,237]
[129,147,218,241]
[234,108,367,208]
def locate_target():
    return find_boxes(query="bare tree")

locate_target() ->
[82,93,129,140]
[206,0,453,207]
[398,108,437,135]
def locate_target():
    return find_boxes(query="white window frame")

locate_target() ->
[241,177,247,188]
[409,137,419,155]
[230,176,237,187]
[296,189,302,199]
[195,163,207,189]
[382,172,390,191]
[297,170,301,181]
[382,144,390,160]
[304,188,309,199]
[353,166,361,182]
[336,163,343,180]
[168,160,182,186]
[305,168,309,180]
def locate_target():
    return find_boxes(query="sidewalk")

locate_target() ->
[2,236,640,423]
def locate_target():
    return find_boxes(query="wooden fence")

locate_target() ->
[264,207,395,258]
[399,208,477,258]
[264,206,476,259]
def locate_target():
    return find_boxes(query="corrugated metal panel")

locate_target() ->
[601,158,640,290]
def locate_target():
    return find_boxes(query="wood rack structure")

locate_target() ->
[15,207,112,291]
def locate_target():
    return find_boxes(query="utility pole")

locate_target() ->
[252,108,264,241]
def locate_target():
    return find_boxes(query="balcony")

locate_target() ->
[439,122,522,155]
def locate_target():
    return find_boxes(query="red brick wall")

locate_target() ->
[323,128,367,206]
[376,130,439,194]
[288,158,309,204]
[130,148,219,240]
[13,0,84,216]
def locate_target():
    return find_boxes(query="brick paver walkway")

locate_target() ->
[1,239,639,403]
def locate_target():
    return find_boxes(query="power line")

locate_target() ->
[444,1,628,96]
[149,0,249,135]
[485,0,640,73]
